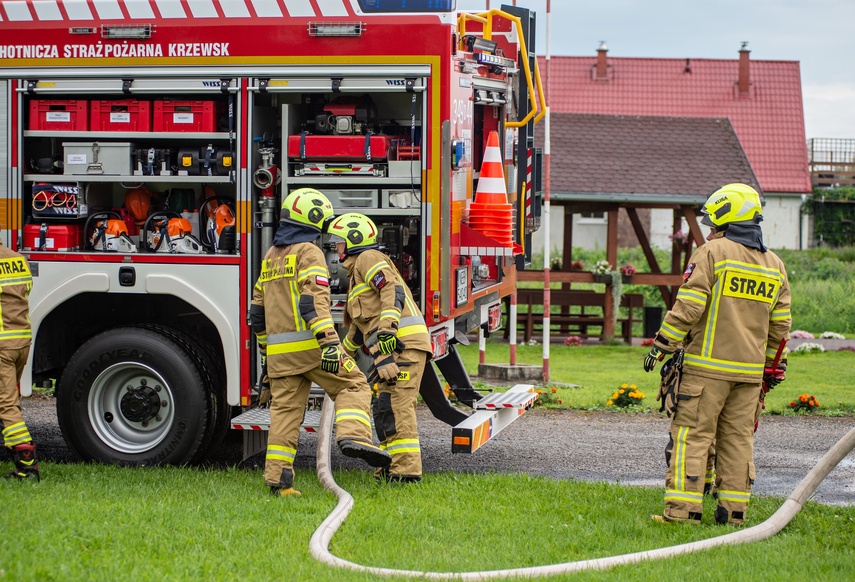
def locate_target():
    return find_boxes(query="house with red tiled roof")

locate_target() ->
[536,44,812,250]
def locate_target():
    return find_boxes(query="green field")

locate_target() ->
[456,340,855,417]
[2,463,853,581]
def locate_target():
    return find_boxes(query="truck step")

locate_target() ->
[231,408,321,432]
[452,383,538,454]
[473,387,538,410]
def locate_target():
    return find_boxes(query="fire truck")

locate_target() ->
[0,0,544,465]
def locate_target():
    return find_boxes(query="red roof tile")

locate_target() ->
[539,55,811,194]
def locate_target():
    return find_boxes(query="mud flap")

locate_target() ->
[419,361,469,427]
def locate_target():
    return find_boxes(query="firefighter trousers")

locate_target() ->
[0,347,32,449]
[264,359,374,487]
[373,350,427,478]
[664,371,759,523]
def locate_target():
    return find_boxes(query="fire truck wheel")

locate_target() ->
[56,327,209,465]
[137,323,230,463]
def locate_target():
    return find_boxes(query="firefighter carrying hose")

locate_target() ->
[250,189,390,496]
[0,240,38,481]
[328,213,432,483]
[644,183,791,526]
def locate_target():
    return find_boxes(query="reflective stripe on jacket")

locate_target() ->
[0,245,32,349]
[342,249,431,354]
[654,232,791,382]
[251,241,338,376]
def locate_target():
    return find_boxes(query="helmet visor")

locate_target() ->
[328,234,345,244]
[700,212,714,227]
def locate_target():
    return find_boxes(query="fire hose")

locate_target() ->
[310,394,855,578]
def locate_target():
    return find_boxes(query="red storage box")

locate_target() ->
[90,99,152,132]
[287,134,392,160]
[29,100,88,131]
[23,223,83,252]
[153,100,223,132]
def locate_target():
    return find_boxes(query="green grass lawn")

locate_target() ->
[455,340,855,416]
[2,464,853,581]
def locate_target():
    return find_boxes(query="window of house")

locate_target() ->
[577,211,606,224]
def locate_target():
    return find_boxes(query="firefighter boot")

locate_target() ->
[651,510,702,525]
[5,443,40,482]
[715,506,745,527]
[338,439,392,468]
[374,467,422,484]
[268,467,301,497]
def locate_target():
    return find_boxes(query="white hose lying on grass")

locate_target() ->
[310,395,855,579]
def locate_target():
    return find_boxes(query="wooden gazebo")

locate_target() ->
[521,113,761,340]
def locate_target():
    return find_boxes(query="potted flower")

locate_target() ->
[619,262,636,283]
[593,260,612,284]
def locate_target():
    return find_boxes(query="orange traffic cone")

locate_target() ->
[468,130,514,247]
[473,131,509,206]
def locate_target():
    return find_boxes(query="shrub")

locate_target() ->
[607,383,645,408]
[790,393,820,413]
[792,342,826,353]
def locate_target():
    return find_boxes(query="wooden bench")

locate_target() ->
[512,289,644,344]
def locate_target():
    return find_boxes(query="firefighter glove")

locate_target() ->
[373,354,400,384]
[644,346,666,372]
[321,344,343,375]
[258,362,271,405]
[377,332,399,355]
[763,367,786,389]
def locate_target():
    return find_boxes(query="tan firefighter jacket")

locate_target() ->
[0,245,32,350]
[251,242,340,377]
[340,249,431,355]
[653,232,791,382]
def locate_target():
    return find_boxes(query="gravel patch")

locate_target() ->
[20,397,855,506]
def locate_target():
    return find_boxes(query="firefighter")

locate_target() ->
[644,183,790,526]
[1,240,38,482]
[328,213,432,483]
[250,189,390,496]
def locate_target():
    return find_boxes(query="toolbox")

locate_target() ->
[29,100,89,131]
[23,222,83,252]
[90,99,152,132]
[153,100,224,132]
[287,133,392,161]
[63,142,133,175]
[31,182,86,219]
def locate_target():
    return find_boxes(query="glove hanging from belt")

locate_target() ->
[657,349,684,417]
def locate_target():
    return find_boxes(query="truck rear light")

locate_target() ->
[432,291,440,322]
[431,329,448,360]
[488,303,502,332]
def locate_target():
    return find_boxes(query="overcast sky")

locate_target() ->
[458,0,855,140]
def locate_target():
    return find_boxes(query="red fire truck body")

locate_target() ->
[0,0,543,464]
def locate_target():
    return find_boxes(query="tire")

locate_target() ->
[56,327,209,465]
[137,323,230,463]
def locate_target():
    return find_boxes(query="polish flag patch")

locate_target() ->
[316,275,329,287]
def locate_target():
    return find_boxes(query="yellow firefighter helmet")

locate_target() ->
[701,183,763,227]
[327,212,379,255]
[280,188,334,232]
